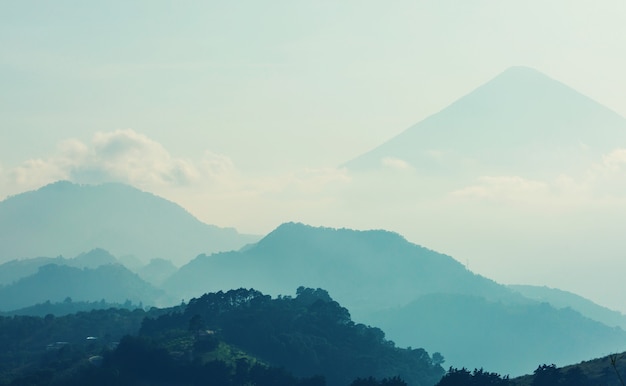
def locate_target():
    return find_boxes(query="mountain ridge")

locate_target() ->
[0,181,260,265]
[164,221,626,376]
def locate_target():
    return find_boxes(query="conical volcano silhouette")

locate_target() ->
[345,66,626,177]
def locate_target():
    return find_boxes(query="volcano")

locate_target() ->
[345,66,626,178]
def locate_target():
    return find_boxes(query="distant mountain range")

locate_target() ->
[0,181,259,265]
[344,66,626,178]
[0,263,169,310]
[508,284,626,330]
[0,248,118,286]
[370,293,626,377]
[2,219,626,376]
[164,222,528,316]
[164,222,626,376]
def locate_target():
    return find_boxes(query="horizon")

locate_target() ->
[2,2,626,314]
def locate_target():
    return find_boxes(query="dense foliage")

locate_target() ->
[0,308,149,384]
[435,368,510,386]
[0,287,444,386]
[141,287,444,386]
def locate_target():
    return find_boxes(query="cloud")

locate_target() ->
[448,147,626,208]
[450,175,549,203]
[0,130,353,221]
[72,129,201,186]
[7,158,68,188]
[381,157,412,170]
[0,130,237,197]
[601,148,626,172]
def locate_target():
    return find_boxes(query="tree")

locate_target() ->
[188,314,205,333]
[436,367,510,386]
[432,352,445,366]
[531,364,560,386]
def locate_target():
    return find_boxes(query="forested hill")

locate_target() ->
[165,222,523,317]
[164,222,626,376]
[0,287,444,386]
[143,287,445,386]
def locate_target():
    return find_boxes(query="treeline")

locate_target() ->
[434,364,600,386]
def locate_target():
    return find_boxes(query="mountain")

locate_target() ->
[344,66,626,177]
[0,263,169,311]
[509,284,626,330]
[0,248,125,286]
[0,181,260,265]
[164,222,527,317]
[72,248,119,268]
[164,222,626,376]
[1,298,140,317]
[136,258,178,286]
[369,293,626,377]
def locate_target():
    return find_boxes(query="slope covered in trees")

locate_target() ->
[0,288,444,386]
[164,222,626,375]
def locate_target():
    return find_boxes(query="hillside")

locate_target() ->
[0,263,169,311]
[164,222,526,317]
[369,293,626,376]
[512,352,626,386]
[164,222,626,376]
[0,248,119,286]
[0,181,259,265]
[0,288,445,386]
[509,284,626,330]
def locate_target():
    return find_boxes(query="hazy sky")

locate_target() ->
[2,2,626,311]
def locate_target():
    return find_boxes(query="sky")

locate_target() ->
[2,1,626,311]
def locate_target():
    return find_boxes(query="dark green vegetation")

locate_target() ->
[512,354,626,386]
[435,368,510,386]
[165,222,626,375]
[0,288,444,386]
[0,181,259,265]
[0,307,148,385]
[434,355,626,386]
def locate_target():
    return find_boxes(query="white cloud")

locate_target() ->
[0,130,353,229]
[601,148,626,172]
[451,175,549,203]
[448,148,626,208]
[5,158,68,192]
[381,157,412,170]
[73,129,201,186]
[0,129,236,196]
